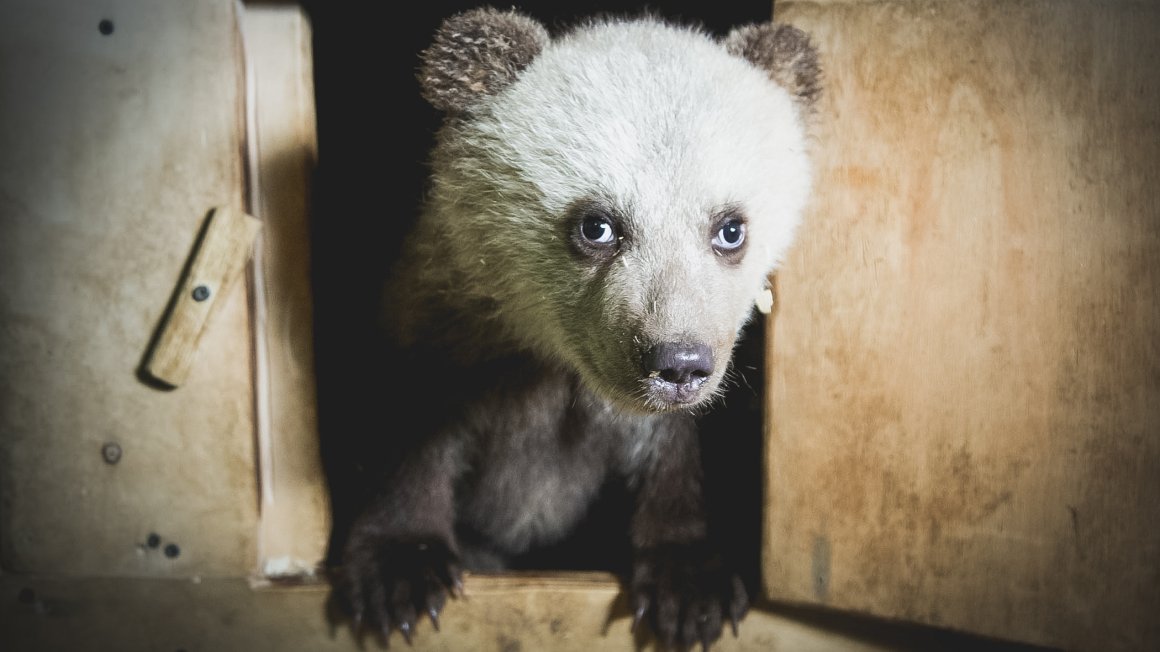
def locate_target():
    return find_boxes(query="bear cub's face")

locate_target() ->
[418,12,819,414]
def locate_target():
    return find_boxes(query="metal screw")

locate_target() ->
[101,442,122,465]
[146,533,161,549]
[191,285,211,302]
[98,19,114,36]
[164,543,181,559]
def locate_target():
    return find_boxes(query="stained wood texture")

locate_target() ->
[143,206,261,387]
[765,1,1160,650]
[0,0,259,576]
[0,573,941,652]
[241,5,330,579]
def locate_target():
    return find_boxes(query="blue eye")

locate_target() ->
[581,214,616,244]
[713,219,745,250]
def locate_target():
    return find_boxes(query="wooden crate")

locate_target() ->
[3,1,1157,651]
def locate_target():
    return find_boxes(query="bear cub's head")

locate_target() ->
[410,8,820,414]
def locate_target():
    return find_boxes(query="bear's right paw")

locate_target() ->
[331,535,464,647]
[629,542,750,651]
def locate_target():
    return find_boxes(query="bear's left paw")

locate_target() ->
[630,542,750,651]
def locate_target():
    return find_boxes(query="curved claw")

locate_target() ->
[631,596,650,634]
[428,607,441,632]
[399,620,413,646]
[451,573,465,598]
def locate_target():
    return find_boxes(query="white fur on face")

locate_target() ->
[424,19,813,412]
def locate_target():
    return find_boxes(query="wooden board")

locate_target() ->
[0,0,258,577]
[2,572,1023,652]
[241,4,330,579]
[765,1,1160,650]
[142,206,261,388]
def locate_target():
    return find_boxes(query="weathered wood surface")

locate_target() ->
[3,573,1031,652]
[766,1,1160,650]
[0,0,258,577]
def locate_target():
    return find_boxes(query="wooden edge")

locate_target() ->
[240,3,330,579]
[250,570,626,594]
[1,573,954,651]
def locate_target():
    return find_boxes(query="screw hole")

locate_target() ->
[101,442,122,464]
[98,19,114,36]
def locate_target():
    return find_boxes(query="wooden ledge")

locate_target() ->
[1,573,1037,652]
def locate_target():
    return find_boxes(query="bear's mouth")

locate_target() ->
[642,372,711,408]
[636,340,717,410]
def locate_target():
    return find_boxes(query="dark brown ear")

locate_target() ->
[418,7,550,114]
[725,23,821,112]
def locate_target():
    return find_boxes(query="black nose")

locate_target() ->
[643,342,714,386]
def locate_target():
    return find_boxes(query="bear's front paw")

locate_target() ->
[331,533,464,646]
[630,542,749,651]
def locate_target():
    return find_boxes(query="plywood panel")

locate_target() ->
[765,1,1160,650]
[0,0,258,577]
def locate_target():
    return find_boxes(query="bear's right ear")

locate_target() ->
[725,23,822,113]
[418,8,550,114]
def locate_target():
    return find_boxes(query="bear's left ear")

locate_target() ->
[725,23,821,112]
[418,8,550,114]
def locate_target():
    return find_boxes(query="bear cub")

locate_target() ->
[332,7,820,650]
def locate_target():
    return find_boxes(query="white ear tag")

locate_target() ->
[755,286,774,314]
